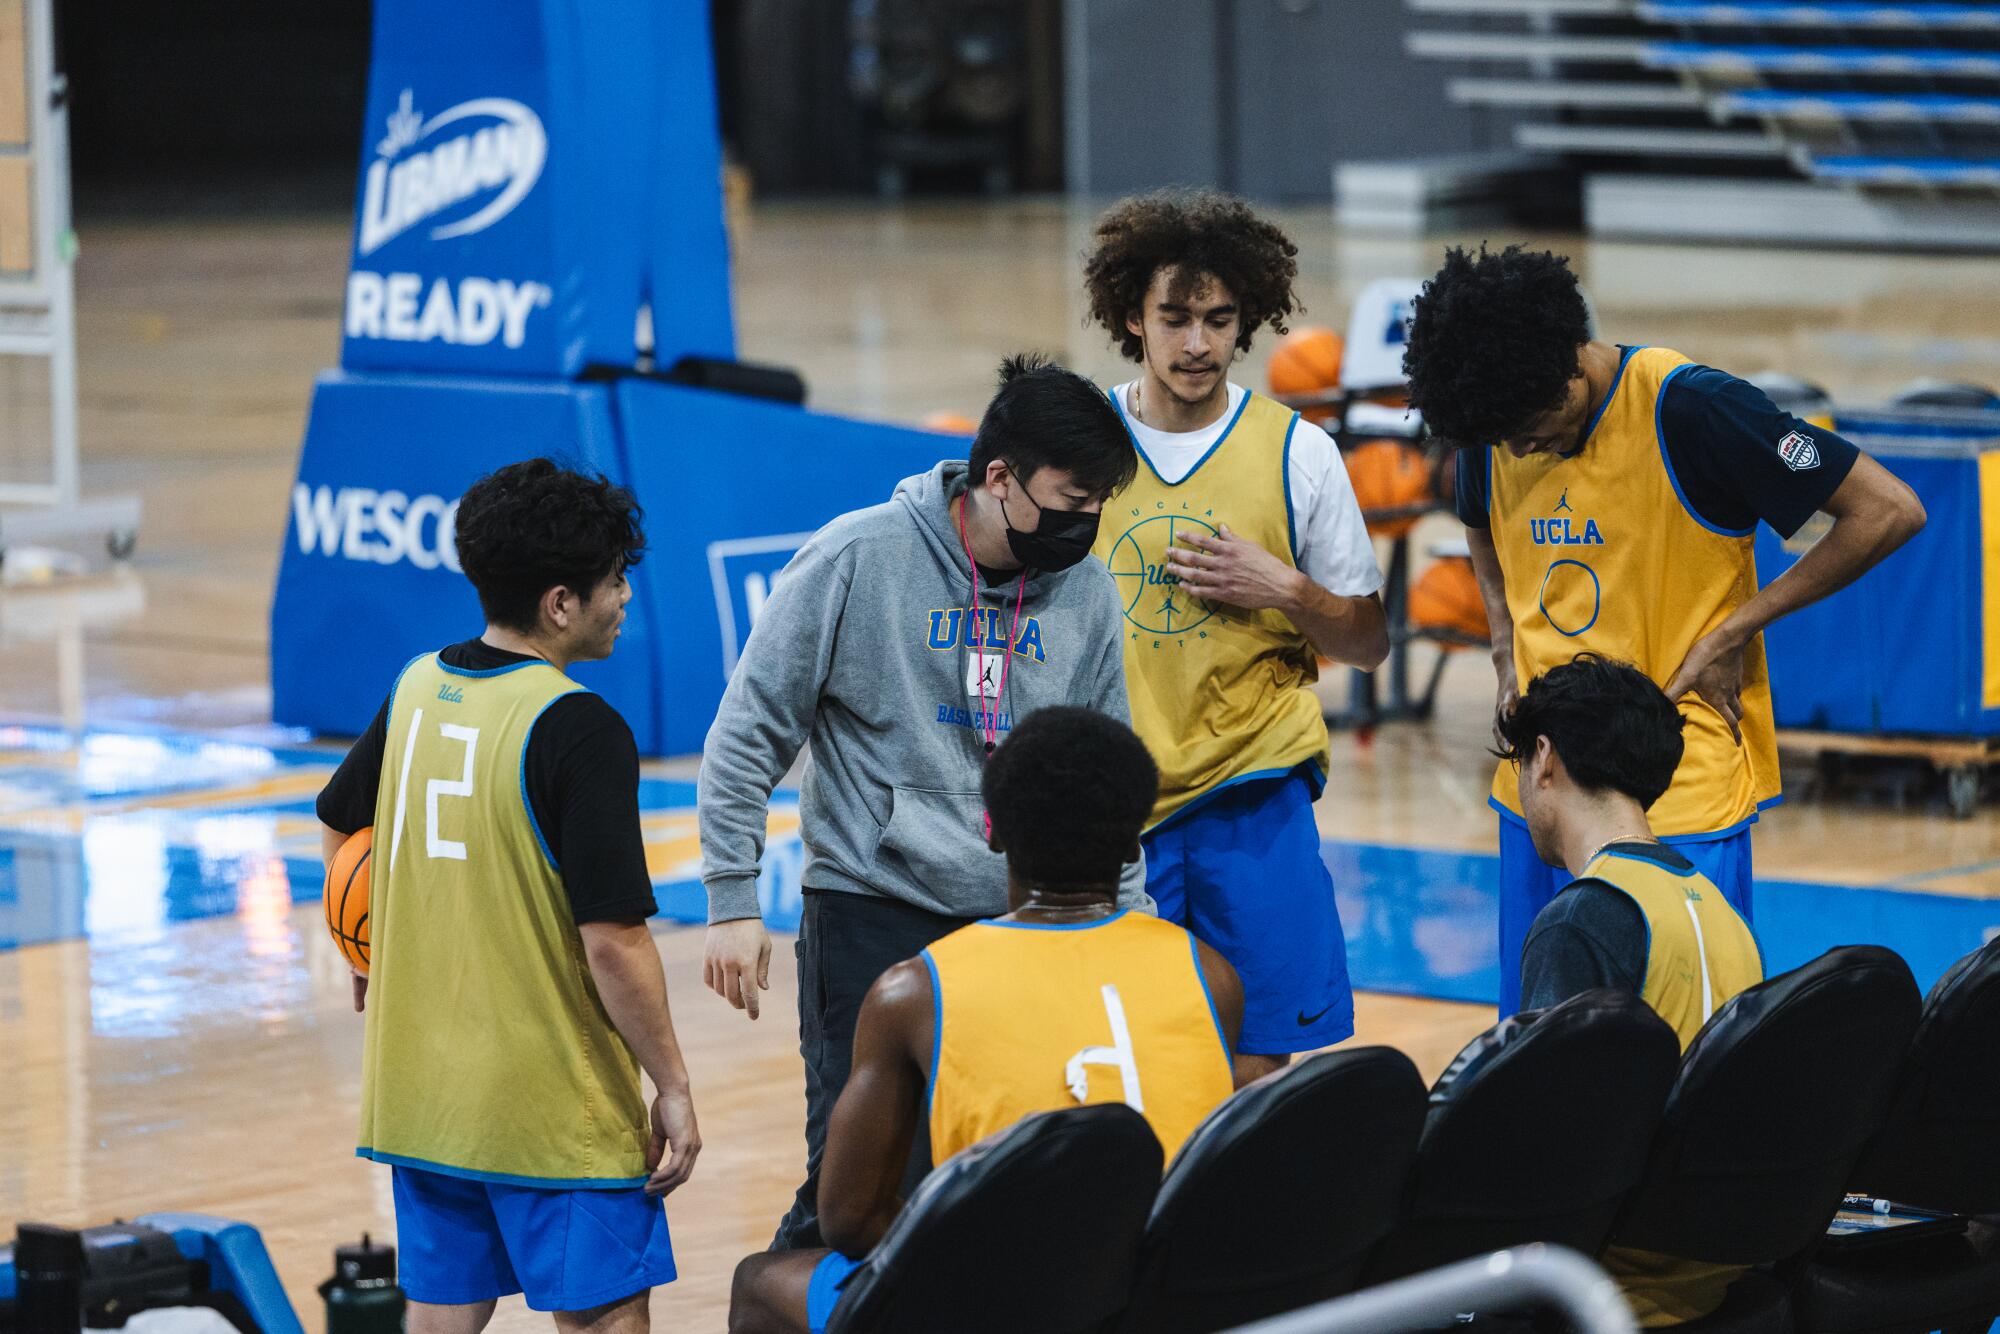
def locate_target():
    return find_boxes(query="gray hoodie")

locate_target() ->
[698,460,1152,921]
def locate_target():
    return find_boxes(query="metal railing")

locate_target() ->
[1224,1246,1638,1334]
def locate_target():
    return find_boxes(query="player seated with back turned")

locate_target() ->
[728,707,1247,1334]
[1499,654,1763,1327]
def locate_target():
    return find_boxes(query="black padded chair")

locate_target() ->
[1792,935,2000,1334]
[1606,945,1923,1334]
[1116,1046,1427,1334]
[824,1102,1162,1334]
[1363,988,1680,1285]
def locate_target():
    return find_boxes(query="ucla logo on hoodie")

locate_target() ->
[925,607,1046,663]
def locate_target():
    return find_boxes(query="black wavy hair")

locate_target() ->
[1495,654,1687,810]
[1403,245,1591,448]
[1083,189,1301,362]
[982,706,1159,891]
[968,353,1138,501]
[454,458,646,633]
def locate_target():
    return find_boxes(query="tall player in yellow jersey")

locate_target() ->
[1502,656,1761,1327]
[727,708,1244,1334]
[317,460,700,1334]
[1402,246,1926,1014]
[1082,191,1389,1081]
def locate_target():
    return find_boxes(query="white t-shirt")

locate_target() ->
[1113,381,1385,598]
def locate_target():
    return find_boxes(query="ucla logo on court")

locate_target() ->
[925,608,1046,663]
[1105,507,1218,641]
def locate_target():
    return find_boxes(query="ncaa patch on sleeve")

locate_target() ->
[1777,430,1821,471]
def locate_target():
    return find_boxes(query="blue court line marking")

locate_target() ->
[3,725,1996,1007]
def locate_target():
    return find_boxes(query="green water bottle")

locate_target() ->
[319,1234,405,1334]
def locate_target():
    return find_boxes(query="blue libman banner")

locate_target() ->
[1759,443,2000,737]
[341,1,728,377]
[645,1,736,368]
[271,372,664,744]
[616,380,962,754]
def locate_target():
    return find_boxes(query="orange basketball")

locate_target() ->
[921,410,978,436]
[1267,327,1344,423]
[324,826,373,975]
[1409,557,1489,645]
[1345,439,1433,538]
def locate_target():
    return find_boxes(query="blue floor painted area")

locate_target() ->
[3,725,1996,1003]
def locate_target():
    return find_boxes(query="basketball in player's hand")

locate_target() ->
[324,827,373,975]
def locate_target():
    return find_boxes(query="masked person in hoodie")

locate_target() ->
[697,353,1155,1253]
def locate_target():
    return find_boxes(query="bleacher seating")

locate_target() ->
[1720,89,2000,123]
[1807,153,2000,183]
[1640,42,2000,78]
[1406,0,2000,243]
[1638,1,2000,28]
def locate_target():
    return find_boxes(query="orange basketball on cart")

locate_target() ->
[1409,557,1489,646]
[921,410,978,436]
[1267,327,1344,424]
[1345,439,1433,538]
[324,826,374,974]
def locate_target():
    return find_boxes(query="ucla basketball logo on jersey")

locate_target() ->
[923,607,1046,663]
[1104,498,1220,649]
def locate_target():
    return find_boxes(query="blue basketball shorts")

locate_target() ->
[390,1166,676,1312]
[1496,808,1755,1016]
[1143,769,1353,1055]
[807,1250,866,1333]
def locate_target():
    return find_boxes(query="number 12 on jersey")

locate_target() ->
[389,707,481,862]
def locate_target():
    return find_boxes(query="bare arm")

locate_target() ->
[1465,525,1517,704]
[1192,938,1253,1089]
[580,918,702,1195]
[1664,455,1926,738]
[1164,525,1390,669]
[818,959,932,1256]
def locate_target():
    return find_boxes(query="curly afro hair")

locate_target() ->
[982,706,1158,890]
[454,458,646,633]
[1083,189,1301,363]
[1402,246,1591,448]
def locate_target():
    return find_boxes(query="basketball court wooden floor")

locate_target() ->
[3,201,1998,1331]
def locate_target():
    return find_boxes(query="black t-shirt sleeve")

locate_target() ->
[315,696,391,834]
[1519,880,1648,1011]
[1454,446,1492,529]
[1657,366,1860,539]
[526,693,658,925]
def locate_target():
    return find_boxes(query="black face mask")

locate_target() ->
[1001,475,1099,572]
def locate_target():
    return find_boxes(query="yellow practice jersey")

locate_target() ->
[1582,846,1762,1051]
[1587,844,1762,1327]
[923,910,1235,1165]
[1487,347,1782,837]
[1095,390,1329,829]
[358,653,649,1187]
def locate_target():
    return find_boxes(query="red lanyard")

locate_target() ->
[957,495,1026,757]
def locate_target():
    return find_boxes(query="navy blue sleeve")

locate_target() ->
[1519,880,1648,1010]
[1454,446,1491,529]
[1657,367,1860,539]
[315,696,390,834]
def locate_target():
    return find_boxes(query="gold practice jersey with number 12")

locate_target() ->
[1095,390,1329,830]
[1487,347,1782,838]
[357,653,649,1188]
